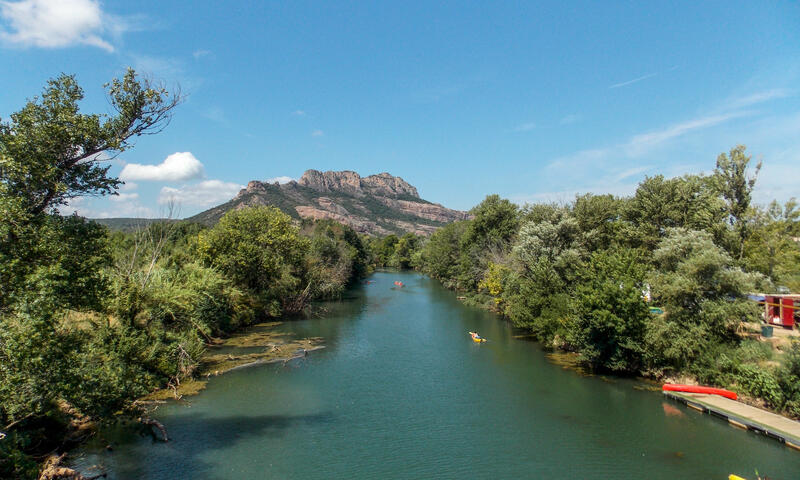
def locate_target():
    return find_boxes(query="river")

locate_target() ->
[73,271,800,479]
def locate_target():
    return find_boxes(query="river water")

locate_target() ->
[74,271,800,479]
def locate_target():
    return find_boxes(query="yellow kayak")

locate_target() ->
[469,331,487,343]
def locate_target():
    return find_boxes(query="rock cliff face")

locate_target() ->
[298,170,420,199]
[189,170,468,236]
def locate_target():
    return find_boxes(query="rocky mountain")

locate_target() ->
[188,170,469,236]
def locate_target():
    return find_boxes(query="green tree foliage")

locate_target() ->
[714,145,761,260]
[0,69,180,217]
[744,199,800,290]
[369,234,399,267]
[777,342,800,417]
[501,206,585,341]
[417,146,799,417]
[304,219,370,297]
[462,194,520,248]
[456,195,519,290]
[391,233,420,269]
[420,221,467,287]
[624,174,726,251]
[1,215,111,312]
[0,71,189,477]
[568,249,650,373]
[572,193,626,251]
[197,206,309,315]
[645,229,760,371]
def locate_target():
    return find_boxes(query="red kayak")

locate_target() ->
[662,384,738,400]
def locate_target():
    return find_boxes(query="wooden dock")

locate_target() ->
[663,391,800,451]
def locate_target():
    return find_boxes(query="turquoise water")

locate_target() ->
[74,271,800,479]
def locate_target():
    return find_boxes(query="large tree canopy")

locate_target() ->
[0,68,181,217]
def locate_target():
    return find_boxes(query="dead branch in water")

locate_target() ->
[139,417,169,442]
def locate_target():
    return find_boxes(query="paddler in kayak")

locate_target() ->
[469,331,486,342]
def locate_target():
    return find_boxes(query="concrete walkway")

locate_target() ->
[663,391,800,450]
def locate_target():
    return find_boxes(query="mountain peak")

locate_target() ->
[298,169,419,199]
[190,169,465,236]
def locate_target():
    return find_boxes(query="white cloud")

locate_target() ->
[192,49,211,59]
[623,111,750,156]
[550,111,751,171]
[609,72,657,89]
[724,89,793,110]
[120,152,205,182]
[0,0,121,51]
[60,195,155,218]
[293,110,306,116]
[110,192,139,202]
[158,180,244,207]
[513,122,536,132]
[560,113,581,125]
[266,176,295,184]
[612,165,652,182]
[312,129,324,137]
[511,181,641,206]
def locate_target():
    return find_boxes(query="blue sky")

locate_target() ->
[2,1,799,217]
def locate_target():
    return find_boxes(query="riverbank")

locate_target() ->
[36,322,327,480]
[140,321,325,402]
[456,288,800,424]
[68,271,800,479]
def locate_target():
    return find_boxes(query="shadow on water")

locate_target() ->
[79,411,334,480]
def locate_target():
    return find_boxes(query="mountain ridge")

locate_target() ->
[184,169,468,236]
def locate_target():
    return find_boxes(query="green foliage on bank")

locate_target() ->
[0,72,369,478]
[415,146,800,418]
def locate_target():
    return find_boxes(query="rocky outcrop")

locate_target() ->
[298,170,364,196]
[375,197,469,223]
[190,170,468,236]
[299,170,419,199]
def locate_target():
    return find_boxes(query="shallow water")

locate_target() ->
[73,271,800,479]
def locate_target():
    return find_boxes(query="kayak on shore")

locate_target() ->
[662,383,738,400]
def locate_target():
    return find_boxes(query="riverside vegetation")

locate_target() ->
[2,71,800,478]
[412,151,800,421]
[0,72,370,479]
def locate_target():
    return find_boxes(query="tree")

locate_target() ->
[197,206,309,315]
[370,234,399,267]
[1,70,181,312]
[502,208,585,342]
[462,194,519,248]
[390,233,420,269]
[0,69,181,217]
[646,228,761,371]
[419,221,467,286]
[714,145,761,260]
[571,193,625,252]
[457,195,519,289]
[569,249,650,373]
[744,199,800,290]
[624,174,726,251]
[0,70,182,478]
